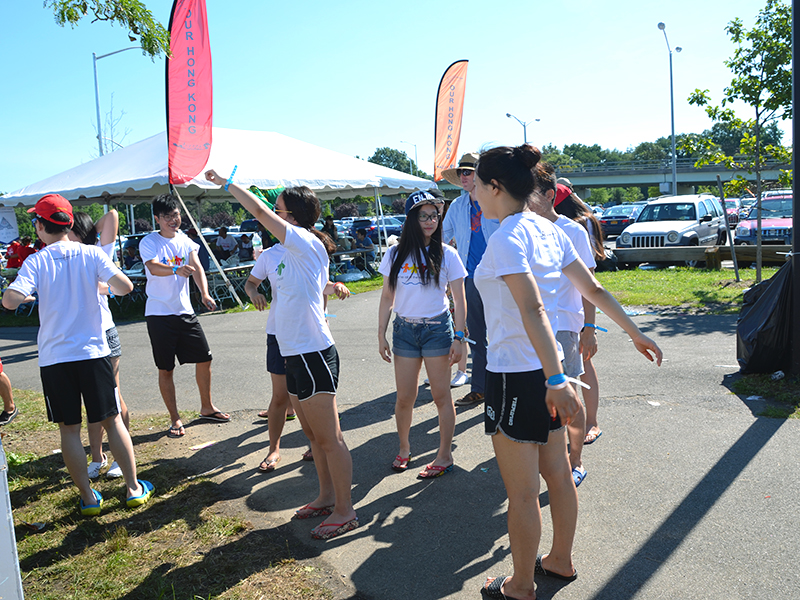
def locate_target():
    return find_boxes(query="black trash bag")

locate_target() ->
[736,260,793,373]
[595,249,619,272]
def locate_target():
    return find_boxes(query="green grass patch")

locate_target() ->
[2,389,334,600]
[596,267,780,313]
[731,374,800,418]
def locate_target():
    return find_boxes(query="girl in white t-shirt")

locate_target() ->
[69,210,128,480]
[206,168,358,541]
[377,190,466,479]
[473,145,663,600]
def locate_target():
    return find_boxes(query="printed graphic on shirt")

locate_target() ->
[399,260,428,285]
[471,203,483,233]
[160,254,189,268]
[277,260,286,276]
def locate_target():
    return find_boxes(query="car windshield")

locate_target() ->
[637,203,696,222]
[725,200,738,209]
[744,198,793,219]
[603,206,634,217]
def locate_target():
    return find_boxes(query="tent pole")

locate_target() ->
[374,188,384,264]
[170,185,246,310]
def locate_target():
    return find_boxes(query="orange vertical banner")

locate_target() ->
[434,60,468,182]
[167,0,212,184]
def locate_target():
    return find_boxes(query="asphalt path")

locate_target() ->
[1,291,798,600]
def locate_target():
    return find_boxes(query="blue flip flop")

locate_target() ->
[572,466,587,488]
[127,479,154,508]
[80,489,103,517]
[584,429,603,445]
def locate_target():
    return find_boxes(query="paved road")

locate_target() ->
[1,292,797,600]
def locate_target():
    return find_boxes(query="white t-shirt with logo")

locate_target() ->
[250,243,286,336]
[553,215,597,334]
[215,235,238,252]
[139,231,199,316]
[474,212,579,373]
[378,244,466,319]
[9,241,121,367]
[272,226,334,356]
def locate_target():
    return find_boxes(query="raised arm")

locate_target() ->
[95,209,119,246]
[205,170,288,245]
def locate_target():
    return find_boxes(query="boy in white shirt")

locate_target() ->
[139,194,229,438]
[2,194,152,515]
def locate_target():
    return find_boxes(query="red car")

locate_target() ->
[724,198,743,227]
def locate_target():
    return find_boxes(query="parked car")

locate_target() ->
[616,194,728,251]
[734,194,793,246]
[599,204,642,237]
[723,197,744,227]
[349,216,403,243]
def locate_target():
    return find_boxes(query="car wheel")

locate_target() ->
[716,228,727,245]
[619,262,639,270]
[684,240,704,268]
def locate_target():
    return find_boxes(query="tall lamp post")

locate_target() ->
[93,46,141,156]
[506,113,540,144]
[400,140,418,176]
[658,22,681,196]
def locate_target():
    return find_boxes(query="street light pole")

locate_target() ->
[506,113,540,145]
[93,46,141,157]
[400,141,418,177]
[658,23,681,196]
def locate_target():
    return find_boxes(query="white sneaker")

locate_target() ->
[87,454,108,479]
[423,377,430,385]
[106,461,123,479]
[451,370,469,387]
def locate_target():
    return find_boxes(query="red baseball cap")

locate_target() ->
[28,194,74,226]
[555,184,572,207]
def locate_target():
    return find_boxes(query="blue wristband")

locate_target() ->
[224,165,238,191]
[583,323,608,332]
[454,330,465,341]
[172,265,178,274]
[546,373,568,387]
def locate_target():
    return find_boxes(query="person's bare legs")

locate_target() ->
[582,357,601,442]
[89,356,129,463]
[59,422,97,507]
[422,354,455,468]
[196,360,228,419]
[567,383,586,471]
[539,428,579,578]
[487,432,540,600]
[392,356,422,468]
[293,392,356,535]
[158,368,182,429]
[0,371,15,414]
[262,373,291,467]
[101,412,143,499]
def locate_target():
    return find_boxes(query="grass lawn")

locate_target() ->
[3,392,335,600]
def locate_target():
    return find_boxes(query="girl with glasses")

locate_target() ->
[377,190,467,479]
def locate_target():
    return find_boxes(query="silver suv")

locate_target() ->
[615,194,727,249]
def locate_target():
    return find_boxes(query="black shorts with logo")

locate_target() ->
[285,345,339,401]
[484,369,563,444]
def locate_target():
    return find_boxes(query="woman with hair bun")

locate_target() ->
[206,168,357,541]
[473,145,662,600]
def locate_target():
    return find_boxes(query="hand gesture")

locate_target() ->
[632,333,663,366]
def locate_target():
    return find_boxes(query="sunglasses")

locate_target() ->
[31,216,38,226]
[457,169,474,177]
[275,208,292,214]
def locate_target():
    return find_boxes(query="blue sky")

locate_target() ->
[0,0,785,194]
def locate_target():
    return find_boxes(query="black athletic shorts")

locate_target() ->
[41,357,120,426]
[484,369,563,444]
[266,334,286,375]
[285,345,339,401]
[146,314,212,371]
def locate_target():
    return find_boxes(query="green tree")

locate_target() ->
[46,0,170,58]
[368,147,431,179]
[683,0,792,280]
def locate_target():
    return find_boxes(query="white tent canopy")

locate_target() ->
[1,128,436,206]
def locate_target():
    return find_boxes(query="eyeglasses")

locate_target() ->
[160,213,181,223]
[275,209,292,214]
[417,212,440,222]
[31,217,38,226]
[457,169,474,177]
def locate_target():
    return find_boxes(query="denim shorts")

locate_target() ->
[392,311,453,358]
